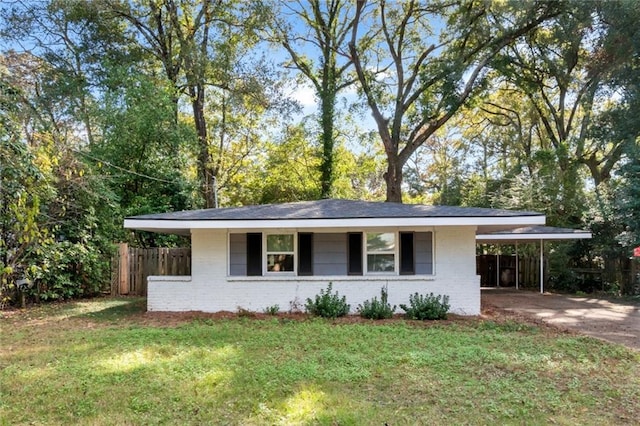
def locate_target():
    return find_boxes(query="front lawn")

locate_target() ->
[1,298,639,425]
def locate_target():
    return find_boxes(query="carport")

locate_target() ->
[476,226,592,294]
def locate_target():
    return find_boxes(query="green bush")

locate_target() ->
[263,304,280,315]
[400,292,450,320]
[305,283,350,318]
[358,287,396,319]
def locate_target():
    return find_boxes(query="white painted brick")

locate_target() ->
[147,226,481,315]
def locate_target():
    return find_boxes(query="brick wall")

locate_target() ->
[147,226,481,315]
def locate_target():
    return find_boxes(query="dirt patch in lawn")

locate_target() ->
[482,288,640,351]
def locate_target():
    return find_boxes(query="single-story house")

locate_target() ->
[124,199,548,315]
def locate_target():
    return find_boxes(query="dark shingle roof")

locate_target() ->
[127,199,542,221]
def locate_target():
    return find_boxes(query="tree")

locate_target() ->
[492,3,632,192]
[616,142,640,252]
[404,131,468,206]
[89,70,197,246]
[257,124,322,203]
[348,0,562,202]
[271,0,357,198]
[111,0,274,208]
[0,50,113,303]
[0,0,133,146]
[0,77,48,303]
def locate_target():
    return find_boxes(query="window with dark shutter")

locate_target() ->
[400,232,415,275]
[347,232,363,275]
[298,233,313,275]
[246,233,262,276]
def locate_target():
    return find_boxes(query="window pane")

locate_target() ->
[267,234,293,252]
[267,254,294,272]
[367,254,395,272]
[367,233,395,252]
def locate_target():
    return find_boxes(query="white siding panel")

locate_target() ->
[313,233,347,275]
[229,233,246,276]
[415,231,433,274]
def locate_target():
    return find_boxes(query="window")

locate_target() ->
[366,232,395,273]
[266,234,295,272]
[230,230,431,277]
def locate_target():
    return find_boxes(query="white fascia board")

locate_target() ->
[476,232,592,241]
[125,215,545,231]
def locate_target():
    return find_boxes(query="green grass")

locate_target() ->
[1,298,639,425]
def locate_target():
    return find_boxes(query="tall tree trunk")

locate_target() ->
[276,0,355,200]
[384,156,403,203]
[320,85,336,199]
[191,83,215,208]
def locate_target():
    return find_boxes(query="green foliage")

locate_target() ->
[357,287,396,320]
[400,292,450,320]
[616,143,640,251]
[34,241,111,301]
[0,124,48,305]
[305,283,350,318]
[253,124,321,204]
[272,0,358,198]
[1,0,639,308]
[263,304,280,315]
[0,51,114,306]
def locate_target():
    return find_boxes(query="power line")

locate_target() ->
[74,150,175,184]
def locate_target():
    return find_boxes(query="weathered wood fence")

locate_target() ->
[111,243,191,296]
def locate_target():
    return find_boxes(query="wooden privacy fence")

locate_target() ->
[477,255,544,288]
[477,254,640,292]
[111,243,191,296]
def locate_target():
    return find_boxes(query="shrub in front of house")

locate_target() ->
[305,283,350,318]
[358,287,396,319]
[400,292,450,320]
[263,305,279,315]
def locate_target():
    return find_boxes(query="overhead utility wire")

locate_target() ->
[73,150,175,184]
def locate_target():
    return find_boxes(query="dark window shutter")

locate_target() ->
[246,233,262,276]
[298,233,313,276]
[400,232,415,275]
[348,232,363,275]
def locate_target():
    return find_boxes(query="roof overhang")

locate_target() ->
[476,226,592,243]
[124,215,546,235]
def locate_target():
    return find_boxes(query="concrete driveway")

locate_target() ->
[482,288,640,351]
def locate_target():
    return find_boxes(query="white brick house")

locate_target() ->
[124,199,546,315]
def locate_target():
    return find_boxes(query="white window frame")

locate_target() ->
[365,231,397,274]
[264,232,297,275]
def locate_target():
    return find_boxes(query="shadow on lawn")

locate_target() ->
[71,297,147,321]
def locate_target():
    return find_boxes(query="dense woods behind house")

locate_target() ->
[1,0,639,305]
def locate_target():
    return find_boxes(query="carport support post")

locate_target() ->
[539,239,544,294]
[496,248,501,287]
[515,241,519,290]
